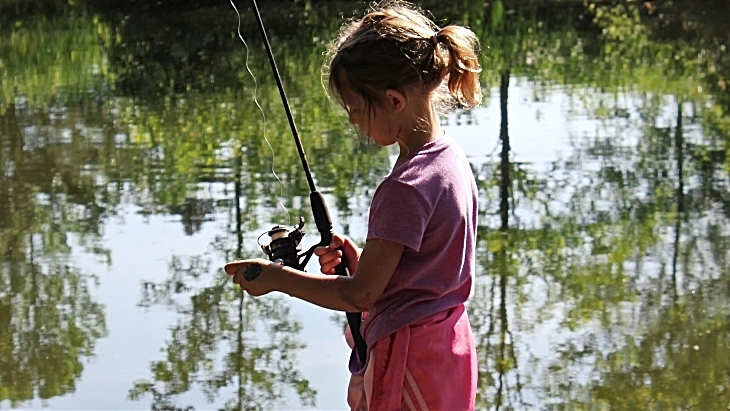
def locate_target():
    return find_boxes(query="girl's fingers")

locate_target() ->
[224,261,245,275]
[318,250,342,275]
[316,249,342,263]
[320,261,339,275]
[322,258,342,275]
[329,238,340,249]
[315,239,350,275]
[313,246,330,256]
[330,234,346,249]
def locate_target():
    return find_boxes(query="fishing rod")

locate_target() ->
[246,0,367,365]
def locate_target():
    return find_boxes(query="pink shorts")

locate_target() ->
[346,304,477,410]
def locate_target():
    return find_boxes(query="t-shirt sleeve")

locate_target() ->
[367,179,433,252]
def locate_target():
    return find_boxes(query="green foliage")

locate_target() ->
[0,10,112,112]
[1,0,729,409]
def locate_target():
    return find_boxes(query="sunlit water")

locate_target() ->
[2,1,729,410]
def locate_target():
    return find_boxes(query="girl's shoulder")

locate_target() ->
[390,135,464,179]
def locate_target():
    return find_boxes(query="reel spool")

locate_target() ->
[258,217,306,269]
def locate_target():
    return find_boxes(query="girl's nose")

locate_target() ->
[348,112,357,125]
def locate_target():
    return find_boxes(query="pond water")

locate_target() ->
[1,0,729,409]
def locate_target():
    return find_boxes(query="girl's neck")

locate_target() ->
[394,106,442,167]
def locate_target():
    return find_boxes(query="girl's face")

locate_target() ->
[342,91,396,147]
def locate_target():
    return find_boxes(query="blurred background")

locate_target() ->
[1,0,729,409]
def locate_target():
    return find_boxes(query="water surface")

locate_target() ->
[1,0,729,409]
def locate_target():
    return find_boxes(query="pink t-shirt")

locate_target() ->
[362,134,477,347]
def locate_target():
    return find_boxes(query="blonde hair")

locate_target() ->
[323,0,482,116]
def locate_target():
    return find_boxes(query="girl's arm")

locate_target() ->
[224,238,404,312]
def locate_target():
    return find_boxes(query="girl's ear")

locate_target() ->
[384,89,406,113]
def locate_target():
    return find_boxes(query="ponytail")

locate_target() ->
[433,26,482,108]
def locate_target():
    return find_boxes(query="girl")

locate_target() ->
[225,1,482,409]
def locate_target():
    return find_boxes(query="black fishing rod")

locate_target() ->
[246,0,367,365]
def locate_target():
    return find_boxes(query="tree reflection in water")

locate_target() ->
[1,0,730,409]
[0,96,108,405]
[129,175,316,410]
[129,264,316,410]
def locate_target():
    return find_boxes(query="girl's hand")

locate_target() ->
[314,234,361,275]
[224,258,276,296]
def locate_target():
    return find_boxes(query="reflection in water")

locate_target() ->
[569,99,730,409]
[0,45,108,404]
[538,126,730,406]
[471,69,532,410]
[506,88,730,408]
[1,0,729,409]
[130,258,316,410]
[467,2,729,407]
[129,177,316,410]
[0,259,106,406]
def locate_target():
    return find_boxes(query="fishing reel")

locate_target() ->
[257,212,366,364]
[258,217,316,270]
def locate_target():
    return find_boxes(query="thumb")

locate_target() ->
[224,261,244,275]
[330,234,346,249]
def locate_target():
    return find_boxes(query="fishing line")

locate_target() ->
[230,0,290,225]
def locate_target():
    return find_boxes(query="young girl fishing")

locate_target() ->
[225,1,482,409]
